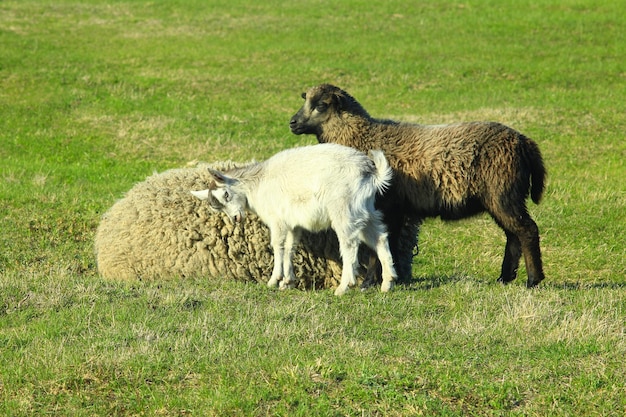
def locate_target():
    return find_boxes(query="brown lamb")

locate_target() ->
[290,84,546,287]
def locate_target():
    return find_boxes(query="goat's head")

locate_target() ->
[289,84,362,140]
[191,168,247,223]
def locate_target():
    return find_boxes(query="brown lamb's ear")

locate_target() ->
[332,89,349,110]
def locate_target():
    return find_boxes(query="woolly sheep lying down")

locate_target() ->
[94,160,419,289]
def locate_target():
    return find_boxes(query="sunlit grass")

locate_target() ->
[1,0,625,415]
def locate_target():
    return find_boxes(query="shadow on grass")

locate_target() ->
[396,274,479,291]
[542,280,626,290]
[395,277,626,291]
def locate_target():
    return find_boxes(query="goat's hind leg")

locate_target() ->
[363,209,405,287]
[360,214,397,293]
[376,234,397,293]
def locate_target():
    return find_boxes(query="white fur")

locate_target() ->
[191,143,397,295]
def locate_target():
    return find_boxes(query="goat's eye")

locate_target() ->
[223,190,230,201]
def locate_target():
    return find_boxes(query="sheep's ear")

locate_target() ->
[190,190,210,200]
[207,168,235,186]
[332,90,347,109]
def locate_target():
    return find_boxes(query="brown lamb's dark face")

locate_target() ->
[289,84,342,140]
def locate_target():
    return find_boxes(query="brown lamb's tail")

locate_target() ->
[524,137,546,204]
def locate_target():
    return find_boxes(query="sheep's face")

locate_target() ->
[191,169,247,223]
[289,84,343,138]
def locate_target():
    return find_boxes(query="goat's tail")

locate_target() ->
[368,150,393,194]
[523,138,546,204]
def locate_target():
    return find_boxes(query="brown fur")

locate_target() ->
[290,84,546,287]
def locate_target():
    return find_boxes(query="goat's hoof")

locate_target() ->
[267,278,280,288]
[380,281,394,293]
[334,286,348,296]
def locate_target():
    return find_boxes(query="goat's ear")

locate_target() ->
[190,189,210,200]
[207,168,235,186]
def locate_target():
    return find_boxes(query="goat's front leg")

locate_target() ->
[267,226,286,288]
[335,237,359,296]
[279,228,301,290]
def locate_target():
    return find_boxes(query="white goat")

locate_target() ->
[191,143,397,295]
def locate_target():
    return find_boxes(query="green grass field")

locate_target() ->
[1,0,625,415]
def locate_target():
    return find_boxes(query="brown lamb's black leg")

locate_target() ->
[498,231,522,284]
[494,210,545,288]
